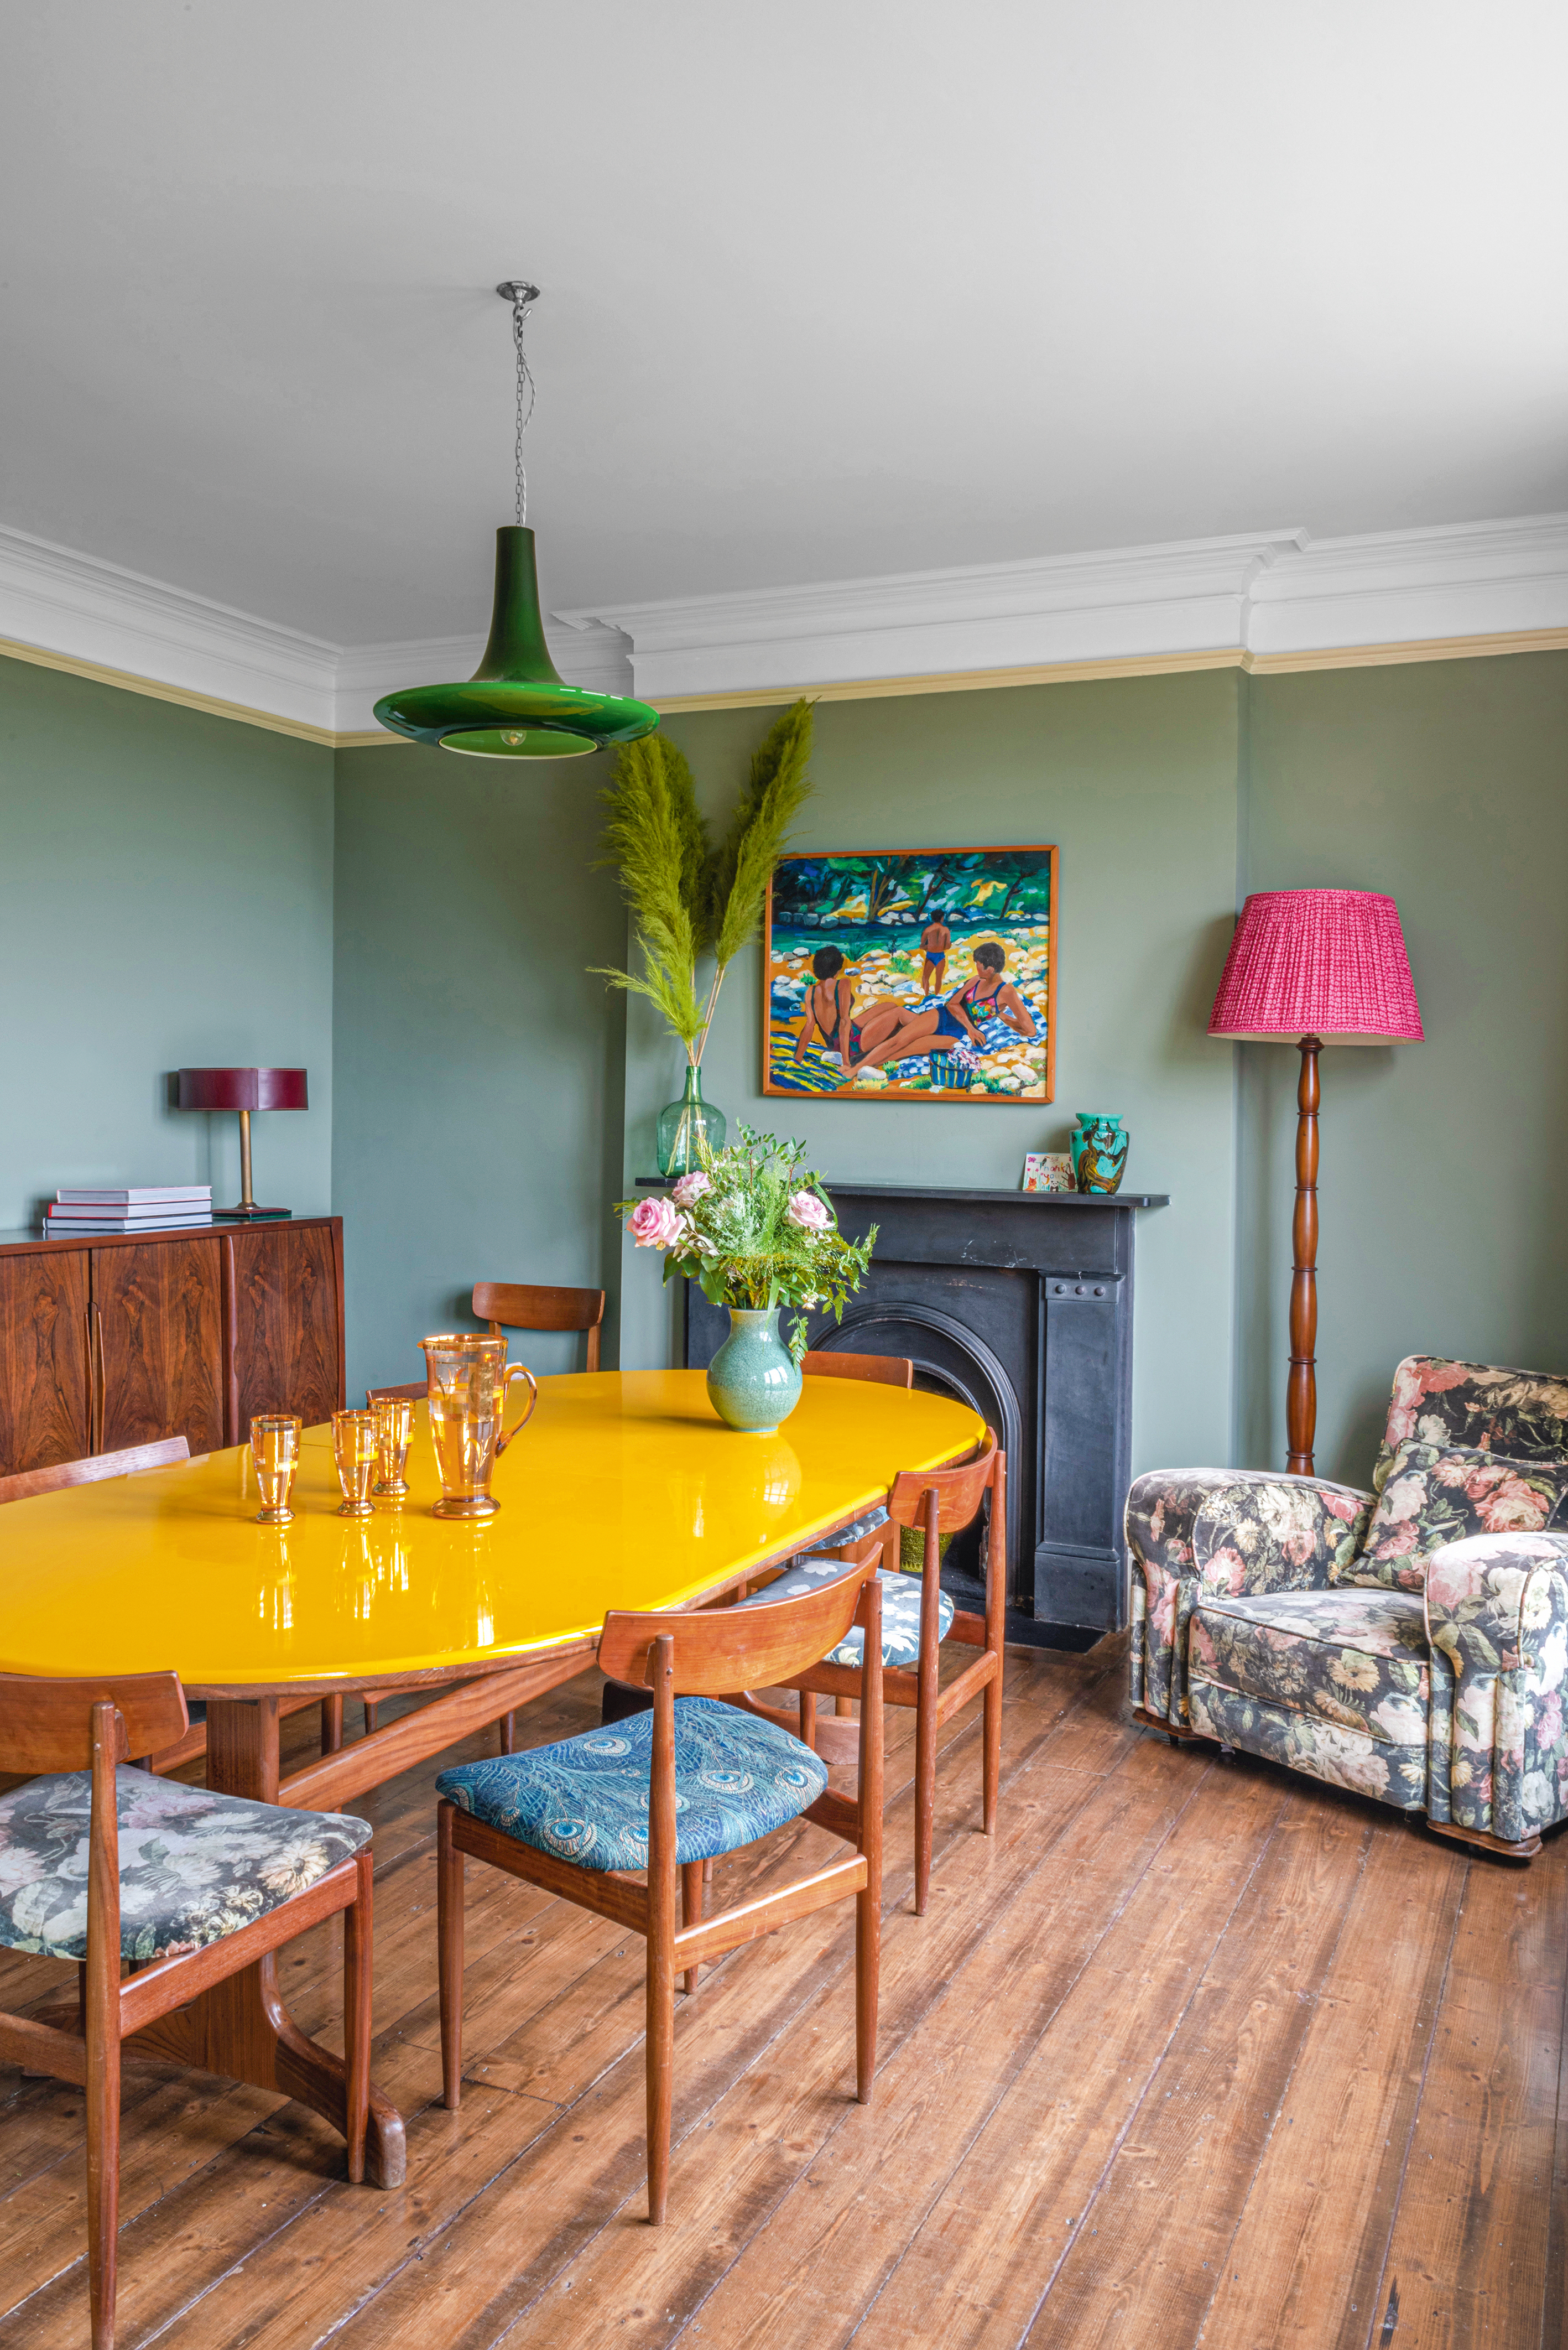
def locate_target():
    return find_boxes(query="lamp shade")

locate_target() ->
[1208,890,1423,1044]
[178,1068,308,1111]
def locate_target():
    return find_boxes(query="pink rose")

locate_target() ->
[1478,1478,1550,1534]
[1431,1456,1471,1489]
[628,1195,680,1250]
[670,1171,711,1209]
[786,1189,831,1233]
[1421,1361,1476,1394]
[1376,1527,1417,1559]
[1463,1462,1508,1502]
[1322,1491,1362,1522]
[1205,1546,1248,1596]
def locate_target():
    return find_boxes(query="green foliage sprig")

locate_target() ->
[618,1125,875,1360]
[592,700,815,1065]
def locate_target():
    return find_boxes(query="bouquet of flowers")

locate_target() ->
[621,1126,875,1359]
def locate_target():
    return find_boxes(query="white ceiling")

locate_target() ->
[3,0,1565,649]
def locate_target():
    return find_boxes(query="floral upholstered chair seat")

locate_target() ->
[734,1557,954,1670]
[436,1695,829,1871]
[0,1767,372,1964]
[1127,1356,1568,1857]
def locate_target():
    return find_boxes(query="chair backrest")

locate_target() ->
[0,1671,188,1774]
[0,1434,191,1507]
[800,1350,914,1389]
[885,1428,999,1533]
[1372,1356,1568,1494]
[366,1380,426,1405]
[599,1556,879,1696]
[472,1281,606,1372]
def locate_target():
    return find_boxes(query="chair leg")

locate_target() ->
[343,1849,373,2183]
[437,1802,464,2110]
[681,1860,705,1997]
[982,1654,1003,1836]
[498,1710,516,1756]
[856,1853,881,2109]
[84,1968,121,2348]
[320,1696,344,1755]
[836,1695,853,1718]
[362,1698,381,1737]
[914,1685,936,1917]
[799,1692,817,1750]
[645,1878,677,2225]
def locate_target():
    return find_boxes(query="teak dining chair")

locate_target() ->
[0,1434,191,1505]
[799,1349,914,1389]
[472,1280,606,1372]
[0,1671,374,2350]
[738,1429,1006,1916]
[434,1566,884,2224]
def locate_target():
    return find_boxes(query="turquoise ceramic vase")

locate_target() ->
[706,1308,803,1434]
[1071,1113,1131,1193]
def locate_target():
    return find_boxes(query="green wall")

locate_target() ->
[0,654,335,1230]
[331,741,627,1400]
[621,678,1244,1478]
[1237,652,1568,1483]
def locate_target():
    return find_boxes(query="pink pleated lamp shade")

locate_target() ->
[1208,889,1423,1044]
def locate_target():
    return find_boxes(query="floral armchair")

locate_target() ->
[1126,1356,1568,1858]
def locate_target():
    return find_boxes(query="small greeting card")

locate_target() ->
[1022,1153,1075,1193]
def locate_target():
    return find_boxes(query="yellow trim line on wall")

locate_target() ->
[4,625,1568,750]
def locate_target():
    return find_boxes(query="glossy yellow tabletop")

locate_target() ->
[0,1370,983,1692]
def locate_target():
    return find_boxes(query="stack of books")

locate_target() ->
[43,1186,215,1236]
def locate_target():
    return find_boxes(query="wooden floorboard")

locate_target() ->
[1,1647,1562,2349]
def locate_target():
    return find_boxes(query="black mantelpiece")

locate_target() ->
[674,1179,1168,1642]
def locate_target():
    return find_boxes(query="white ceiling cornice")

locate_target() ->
[2,513,1567,744]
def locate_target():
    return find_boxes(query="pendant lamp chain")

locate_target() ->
[504,282,538,527]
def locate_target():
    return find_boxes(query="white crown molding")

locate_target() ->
[2,514,1567,742]
[561,513,1568,700]
[0,524,342,733]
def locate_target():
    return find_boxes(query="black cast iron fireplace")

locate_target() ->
[680,1180,1168,1646]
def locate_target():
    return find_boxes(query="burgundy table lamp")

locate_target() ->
[1208,891,1423,1475]
[176,1068,308,1221]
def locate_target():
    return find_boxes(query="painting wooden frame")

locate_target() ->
[763,844,1058,1104]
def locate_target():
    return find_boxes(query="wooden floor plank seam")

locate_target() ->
[654,1747,1225,2350]
[1182,1811,1378,2350]
[998,1785,1294,2349]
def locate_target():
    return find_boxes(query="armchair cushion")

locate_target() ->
[0,1767,372,1966]
[436,1695,828,1871]
[1337,1440,1568,1593]
[1373,1356,1568,1496]
[1191,1587,1430,1743]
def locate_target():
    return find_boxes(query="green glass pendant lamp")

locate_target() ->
[373,282,659,760]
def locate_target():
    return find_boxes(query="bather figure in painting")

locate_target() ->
[795,945,864,1078]
[919,914,952,996]
[848,939,1038,1077]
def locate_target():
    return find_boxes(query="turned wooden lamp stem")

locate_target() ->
[1286,1037,1321,1474]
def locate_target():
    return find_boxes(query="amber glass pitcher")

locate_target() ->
[420,1334,539,1520]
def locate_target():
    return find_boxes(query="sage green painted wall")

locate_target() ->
[0,653,335,1230]
[1237,651,1568,1485]
[617,676,1246,1479]
[330,741,627,1402]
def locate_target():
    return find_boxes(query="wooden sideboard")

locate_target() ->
[0,1218,344,1478]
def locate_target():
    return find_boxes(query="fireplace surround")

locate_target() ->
[679,1180,1168,1645]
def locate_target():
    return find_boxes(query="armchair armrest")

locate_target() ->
[1424,1531,1568,1847]
[1127,1468,1373,1727]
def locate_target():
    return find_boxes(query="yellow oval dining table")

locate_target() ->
[2,1367,984,2187]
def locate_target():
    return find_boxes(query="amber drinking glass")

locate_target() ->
[371,1395,414,1498]
[251,1414,301,1526]
[420,1334,538,1520]
[332,1408,379,1520]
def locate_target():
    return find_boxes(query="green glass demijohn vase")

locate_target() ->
[655,1066,726,1178]
[706,1308,803,1435]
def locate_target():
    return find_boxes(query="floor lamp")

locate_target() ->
[1208,890,1423,1475]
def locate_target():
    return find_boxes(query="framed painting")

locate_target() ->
[764,844,1058,1101]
